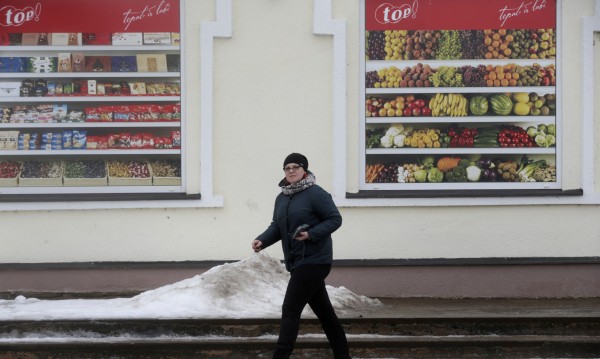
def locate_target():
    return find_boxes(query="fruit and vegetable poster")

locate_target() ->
[363,0,559,188]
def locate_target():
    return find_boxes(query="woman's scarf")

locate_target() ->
[279,172,316,196]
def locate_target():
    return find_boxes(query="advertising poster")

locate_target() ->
[362,0,559,191]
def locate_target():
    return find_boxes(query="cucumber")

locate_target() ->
[474,138,498,145]
[474,143,499,148]
[474,136,498,142]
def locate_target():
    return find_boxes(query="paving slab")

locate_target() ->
[341,297,600,319]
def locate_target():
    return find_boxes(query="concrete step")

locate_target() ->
[0,334,599,358]
[1,298,599,358]
[1,317,600,358]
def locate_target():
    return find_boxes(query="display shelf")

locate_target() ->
[0,122,180,129]
[0,72,180,79]
[0,45,180,52]
[0,96,180,103]
[0,185,182,195]
[366,148,555,155]
[366,59,555,70]
[0,149,180,156]
[366,116,554,124]
[362,181,558,191]
[366,87,552,95]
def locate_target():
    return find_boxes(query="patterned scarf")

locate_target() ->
[280,172,316,195]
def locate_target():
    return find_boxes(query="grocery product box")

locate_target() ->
[111,33,143,46]
[71,53,85,72]
[58,53,71,72]
[0,57,28,73]
[51,33,82,46]
[111,56,137,72]
[136,54,167,72]
[0,82,21,97]
[171,33,180,45]
[166,54,180,72]
[84,56,111,72]
[28,57,57,73]
[143,33,171,45]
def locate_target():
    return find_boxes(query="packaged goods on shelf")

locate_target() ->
[111,33,143,46]
[28,57,57,73]
[107,160,152,186]
[170,33,180,45]
[21,33,43,46]
[63,160,107,186]
[0,82,21,97]
[150,159,181,186]
[19,160,63,186]
[84,56,111,72]
[0,160,21,186]
[166,54,180,72]
[0,131,18,150]
[82,33,111,45]
[143,33,172,45]
[50,33,82,46]
[0,57,28,73]
[136,54,168,72]
[111,56,137,72]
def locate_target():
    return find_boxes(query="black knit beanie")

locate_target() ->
[283,153,308,171]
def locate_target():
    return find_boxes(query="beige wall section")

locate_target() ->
[0,0,599,265]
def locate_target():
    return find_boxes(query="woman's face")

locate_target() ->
[283,163,305,185]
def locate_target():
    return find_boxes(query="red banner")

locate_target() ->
[0,0,179,34]
[366,0,556,31]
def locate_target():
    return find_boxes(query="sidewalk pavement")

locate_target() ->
[340,297,600,319]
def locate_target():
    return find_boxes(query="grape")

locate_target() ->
[458,30,486,59]
[430,66,463,87]
[460,65,487,87]
[365,70,381,88]
[366,31,386,60]
[435,30,462,60]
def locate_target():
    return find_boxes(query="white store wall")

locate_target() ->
[1,0,599,268]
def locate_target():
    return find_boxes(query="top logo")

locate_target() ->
[374,0,418,24]
[0,3,41,27]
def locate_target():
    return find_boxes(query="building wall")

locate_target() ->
[0,0,599,298]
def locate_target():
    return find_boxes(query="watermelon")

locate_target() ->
[469,96,488,116]
[490,94,513,115]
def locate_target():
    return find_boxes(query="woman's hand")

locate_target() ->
[252,240,263,252]
[295,231,310,241]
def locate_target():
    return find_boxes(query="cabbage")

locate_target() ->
[427,168,443,183]
[535,134,548,147]
[526,126,538,137]
[414,169,428,183]
[547,124,556,136]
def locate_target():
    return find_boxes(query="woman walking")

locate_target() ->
[252,153,350,359]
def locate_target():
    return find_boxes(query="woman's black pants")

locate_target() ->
[272,263,350,359]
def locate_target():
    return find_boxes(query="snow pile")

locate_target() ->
[0,253,381,320]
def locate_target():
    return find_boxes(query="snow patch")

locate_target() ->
[0,253,381,320]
